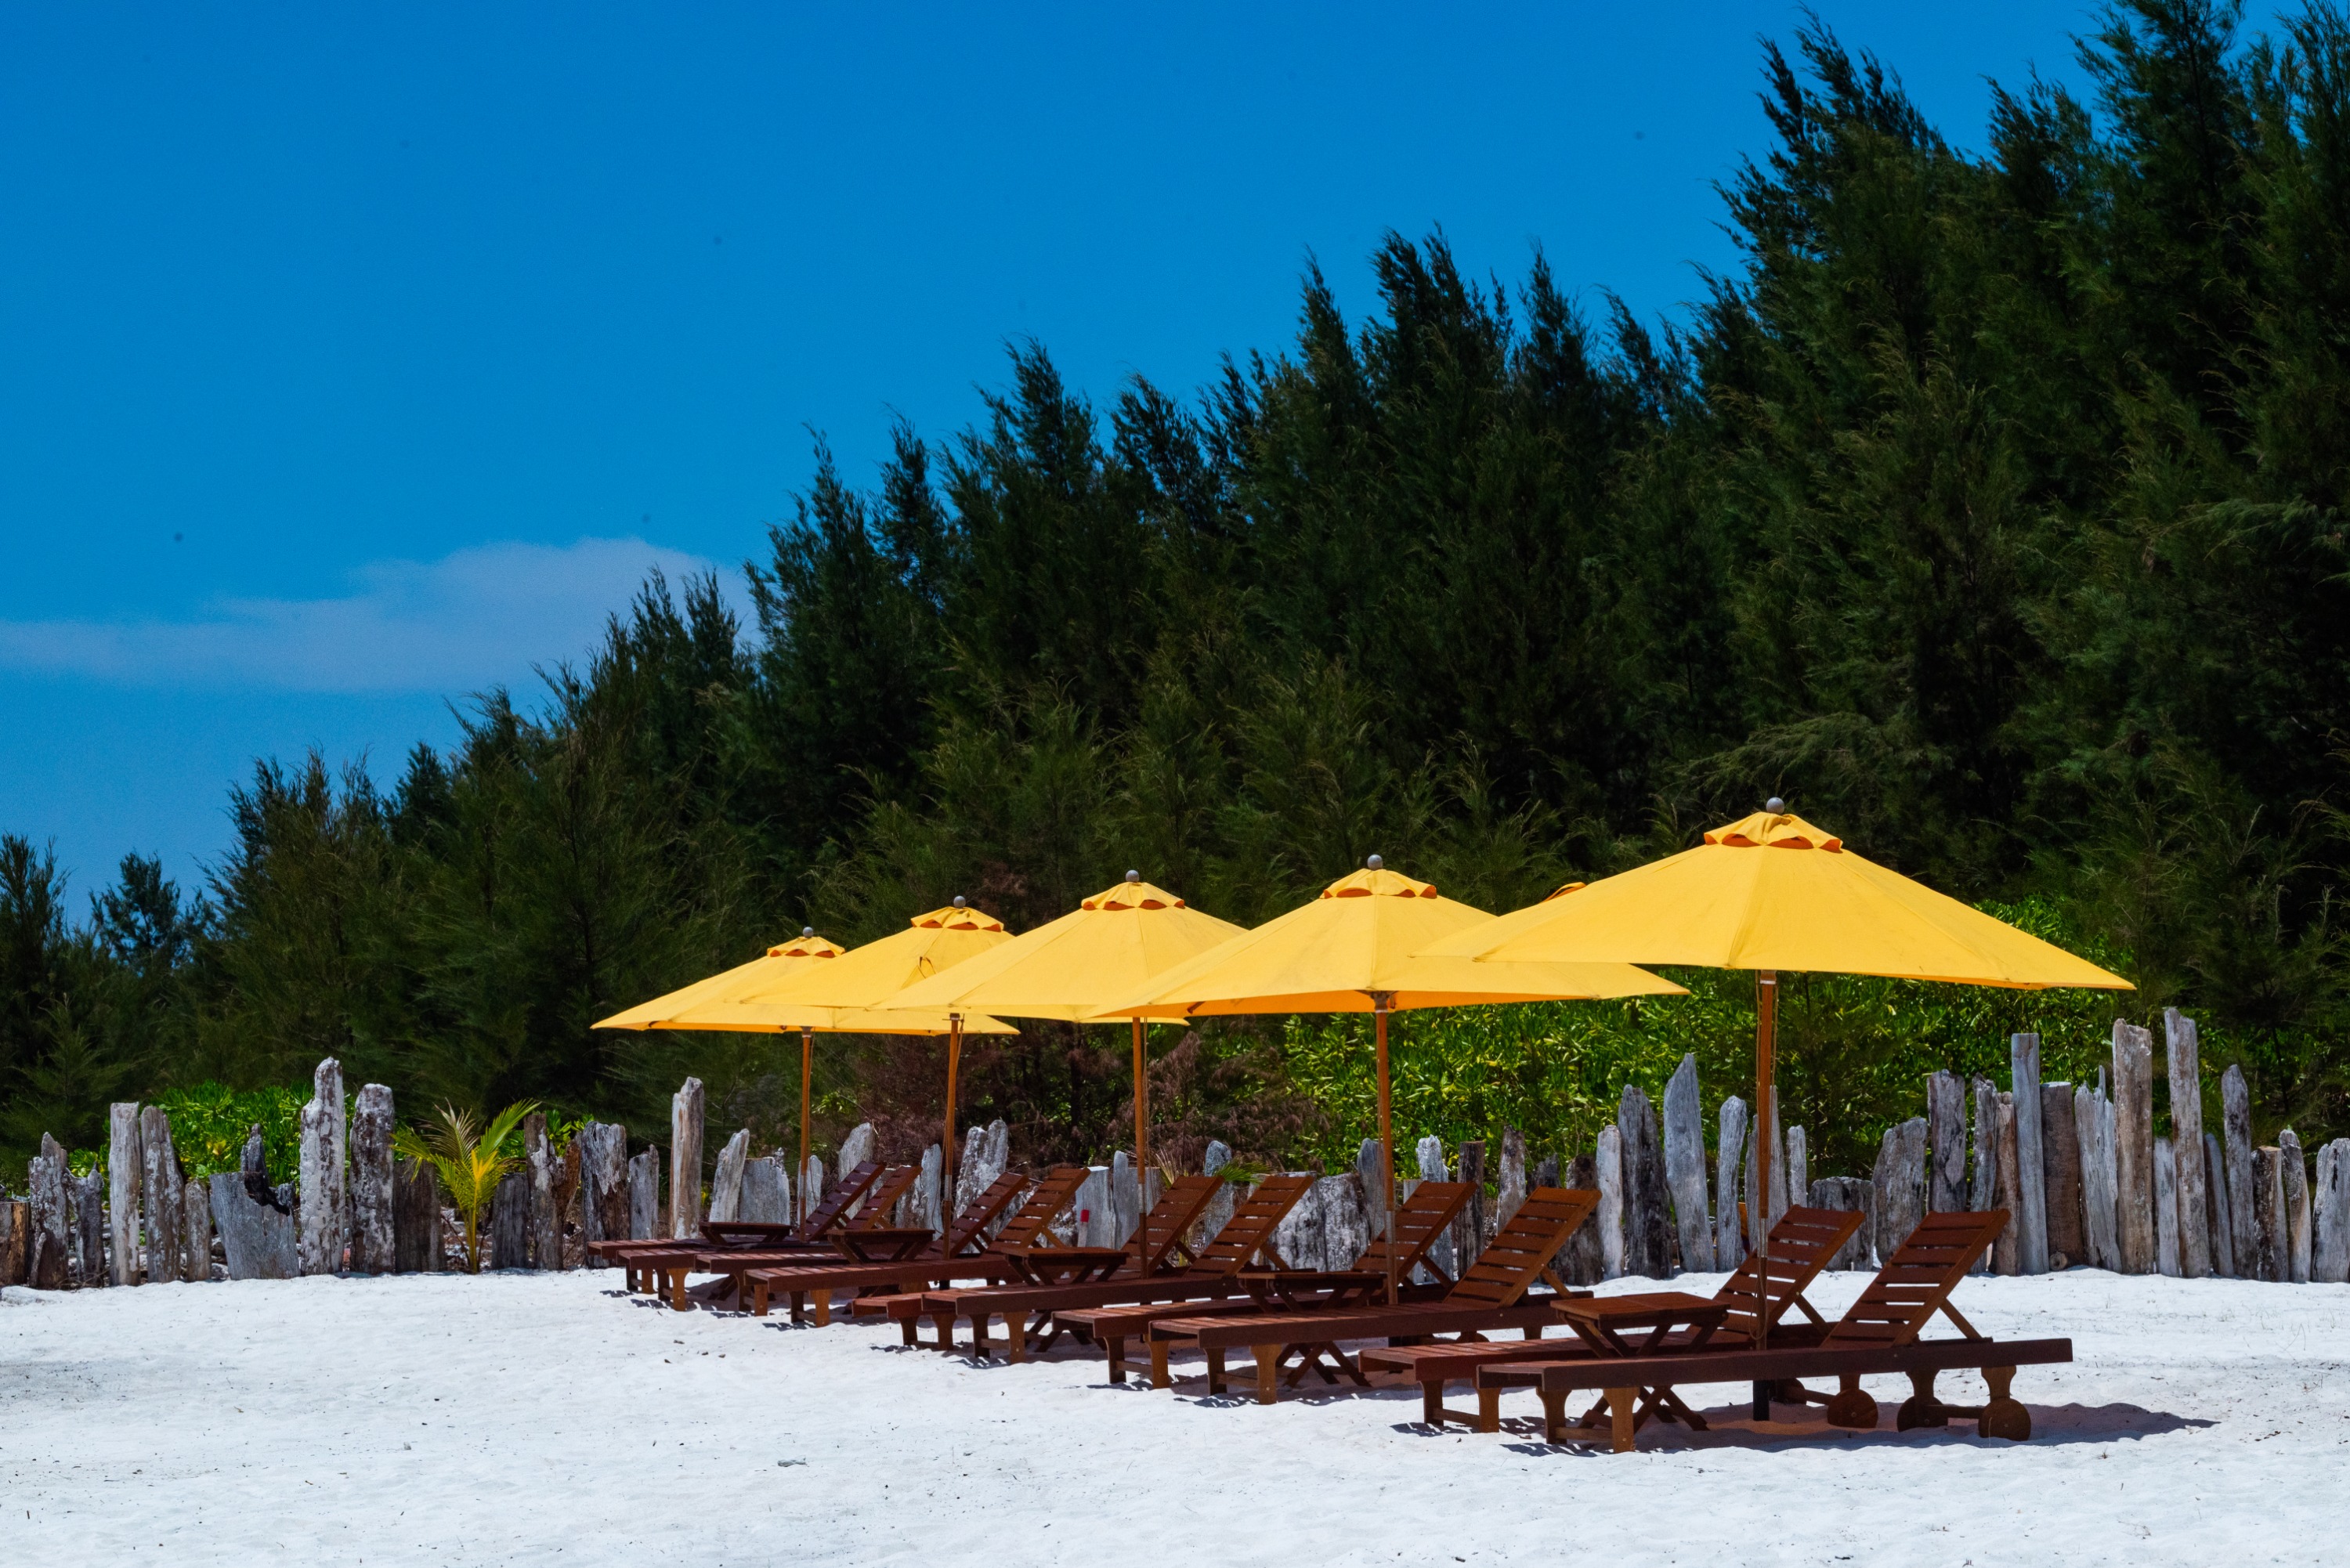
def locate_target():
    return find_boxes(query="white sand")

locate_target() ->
[4,1267,2345,1566]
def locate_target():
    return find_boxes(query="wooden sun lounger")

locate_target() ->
[1477,1209,2069,1451]
[742,1169,1034,1323]
[1067,1177,1475,1383]
[1147,1186,1597,1402]
[1362,1204,1867,1430]
[635,1164,924,1310]
[918,1172,1294,1360]
[838,1166,1098,1339]
[588,1158,886,1286]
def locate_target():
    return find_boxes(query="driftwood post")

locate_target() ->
[2204,1132,2236,1278]
[1317,1172,1366,1270]
[107,1102,143,1285]
[668,1079,706,1240]
[1872,1118,1926,1268]
[1786,1125,1809,1212]
[490,1171,529,1269]
[138,1106,182,1285]
[1192,1140,1237,1254]
[2010,1035,2048,1273]
[1809,1176,1875,1269]
[1495,1127,1528,1234]
[298,1060,348,1276]
[1927,1071,1969,1213]
[797,1157,825,1228]
[1271,1172,1325,1272]
[1452,1140,1486,1267]
[522,1112,556,1268]
[2040,1084,2082,1269]
[707,1128,750,1226]
[1716,1097,1747,1267]
[1415,1137,1454,1281]
[349,1084,396,1274]
[2280,1128,2310,1284]
[627,1147,662,1241]
[1990,1096,2022,1274]
[1594,1125,1625,1281]
[2164,1009,2211,1277]
[2113,1023,2155,1274]
[2254,1147,2286,1282]
[181,1176,212,1281]
[395,1159,440,1272]
[577,1123,627,1256]
[2221,1065,2258,1279]
[1560,1153,1602,1285]
[210,1171,296,1279]
[1618,1087,1668,1279]
[69,1167,105,1287]
[1108,1150,1139,1248]
[739,1154,790,1224]
[1661,1055,1715,1272]
[27,1138,70,1289]
[2313,1139,2350,1284]
[2074,1084,2118,1271]
[1970,1077,2000,1273]
[2153,1139,2181,1277]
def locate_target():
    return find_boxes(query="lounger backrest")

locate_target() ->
[800,1161,884,1239]
[942,1170,1032,1255]
[1444,1187,1597,1307]
[1121,1173,1225,1274]
[1350,1180,1474,1281]
[1191,1173,1314,1274]
[1826,1209,2008,1347]
[1712,1205,1867,1346]
[844,1165,920,1230]
[989,1166,1093,1252]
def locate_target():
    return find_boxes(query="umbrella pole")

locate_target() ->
[1753,969,1777,1421]
[942,1013,963,1216]
[798,1027,814,1227]
[1131,1017,1148,1193]
[1375,995,1397,1306]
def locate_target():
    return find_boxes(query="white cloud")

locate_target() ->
[0,537,733,693]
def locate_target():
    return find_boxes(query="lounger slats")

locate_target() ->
[1821,1209,2007,1348]
[1358,1181,1474,1278]
[1189,1174,1312,1273]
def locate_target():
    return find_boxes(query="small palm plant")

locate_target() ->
[392,1101,539,1273]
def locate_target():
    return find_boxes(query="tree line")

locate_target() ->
[5,2,2346,1176]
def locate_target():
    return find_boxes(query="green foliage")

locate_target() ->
[142,1083,309,1181]
[7,2,2350,1169]
[393,1101,539,1273]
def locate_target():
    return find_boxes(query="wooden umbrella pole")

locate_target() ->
[1375,994,1397,1306]
[1753,969,1778,1419]
[1131,1017,1148,1187]
[942,1014,963,1213]
[798,1027,814,1225]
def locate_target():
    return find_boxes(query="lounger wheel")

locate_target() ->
[1896,1370,1947,1430]
[1977,1367,2030,1441]
[1824,1375,1878,1430]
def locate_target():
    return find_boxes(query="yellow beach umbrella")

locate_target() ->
[743,898,1018,1187]
[1424,802,2132,1370]
[594,923,1014,1212]
[883,871,1246,1180]
[1095,858,1683,1299]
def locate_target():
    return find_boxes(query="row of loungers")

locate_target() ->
[585,1165,2069,1454]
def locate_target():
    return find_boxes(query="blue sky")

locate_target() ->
[2,2,2131,899]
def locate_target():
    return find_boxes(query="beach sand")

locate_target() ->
[3,1266,2344,1566]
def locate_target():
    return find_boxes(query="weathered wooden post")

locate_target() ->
[2113,1023,2155,1274]
[627,1147,662,1241]
[2281,1128,2310,1284]
[2254,1147,2286,1281]
[349,1084,396,1274]
[1594,1125,1625,1281]
[107,1102,143,1285]
[1927,1070,1969,1213]
[25,1139,69,1289]
[1620,1086,1670,1278]
[2221,1065,2259,1278]
[1496,1126,1528,1234]
[2164,1010,2211,1277]
[298,1060,348,1275]
[706,1127,750,1226]
[1873,1118,1926,1268]
[210,1171,296,1279]
[2313,1138,2350,1284]
[2073,1083,2118,1271]
[69,1166,105,1287]
[667,1078,705,1241]
[1318,1172,1367,1270]
[1415,1136,1453,1281]
[1786,1125,1808,1212]
[138,1106,182,1284]
[2204,1132,2236,1277]
[1661,1056,1714,1272]
[1810,1176,1875,1268]
[1273,1172,1326,1271]
[1969,1077,2000,1273]
[2040,1084,2082,1269]
[739,1154,790,1224]
[837,1122,877,1190]
[1715,1097,1746,1267]
[1191,1139,1237,1253]
[181,1176,213,1281]
[1108,1150,1137,1247]
[796,1156,824,1229]
[394,1159,441,1272]
[1,1201,27,1285]
[522,1112,557,1267]
[1560,1153,1602,1284]
[2153,1139,2181,1276]
[490,1170,529,1269]
[1455,1139,1487,1268]
[1992,1096,2024,1274]
[2010,1035,2048,1273]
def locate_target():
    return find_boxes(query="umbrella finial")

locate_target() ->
[802,926,814,938]
[1766,797,1785,814]
[1366,853,1383,869]
[953,894,967,909]
[1126,869,1141,883]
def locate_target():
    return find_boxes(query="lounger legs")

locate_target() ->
[1605,1387,1638,1453]
[1824,1375,1878,1429]
[1252,1344,1283,1405]
[1104,1335,1127,1383]
[1897,1370,1948,1429]
[1978,1366,2030,1440]
[1538,1389,1567,1444]
[1150,1339,1174,1390]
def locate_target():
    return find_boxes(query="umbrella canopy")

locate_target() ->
[883,871,1246,1177]
[1093,858,1680,1302]
[1423,804,2130,1383]
[593,929,847,1030]
[1423,808,2133,988]
[1095,863,1683,1018]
